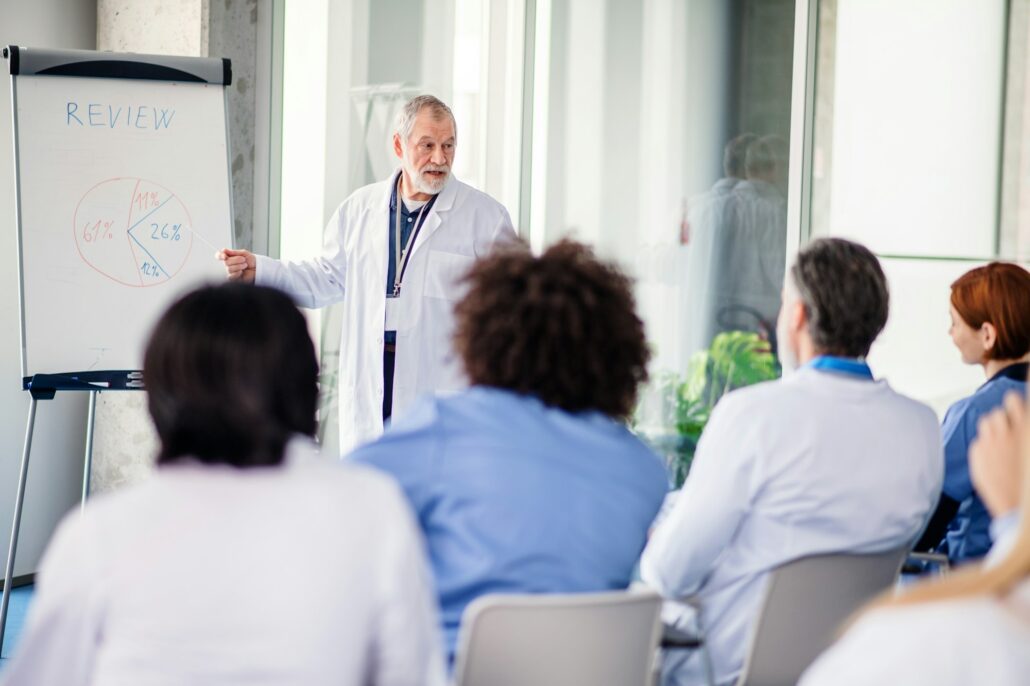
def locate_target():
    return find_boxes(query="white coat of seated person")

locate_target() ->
[0,283,446,686]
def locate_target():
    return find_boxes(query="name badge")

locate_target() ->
[385,296,400,330]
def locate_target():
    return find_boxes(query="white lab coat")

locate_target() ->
[641,368,944,686]
[255,171,515,453]
[0,439,446,686]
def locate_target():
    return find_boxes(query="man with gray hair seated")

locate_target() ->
[642,238,943,686]
[217,95,515,452]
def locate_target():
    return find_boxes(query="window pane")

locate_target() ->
[811,0,1006,257]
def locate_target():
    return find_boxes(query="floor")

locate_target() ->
[0,586,33,663]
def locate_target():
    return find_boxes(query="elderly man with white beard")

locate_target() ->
[219,95,515,452]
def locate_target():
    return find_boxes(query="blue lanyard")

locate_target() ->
[391,174,438,297]
[804,356,874,380]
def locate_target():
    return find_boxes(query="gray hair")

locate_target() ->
[790,238,889,358]
[395,95,457,144]
[723,133,757,178]
[744,137,777,178]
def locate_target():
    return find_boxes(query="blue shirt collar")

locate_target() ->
[804,355,874,380]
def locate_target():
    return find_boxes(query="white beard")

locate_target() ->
[403,158,450,195]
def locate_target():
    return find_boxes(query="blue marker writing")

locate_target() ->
[88,103,102,127]
[66,102,83,126]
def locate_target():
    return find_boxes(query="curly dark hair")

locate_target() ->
[453,239,650,419]
[790,237,889,358]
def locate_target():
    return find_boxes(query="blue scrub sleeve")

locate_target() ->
[940,403,975,502]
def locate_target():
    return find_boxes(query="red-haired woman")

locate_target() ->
[918,263,1030,564]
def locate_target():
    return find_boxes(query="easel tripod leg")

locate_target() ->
[0,397,38,656]
[81,390,98,511]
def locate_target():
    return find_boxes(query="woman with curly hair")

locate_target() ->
[351,239,668,664]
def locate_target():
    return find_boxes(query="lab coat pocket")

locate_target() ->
[423,250,475,300]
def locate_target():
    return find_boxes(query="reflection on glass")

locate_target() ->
[686,134,788,355]
[527,0,797,481]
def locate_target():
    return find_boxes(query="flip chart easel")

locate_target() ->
[0,46,235,651]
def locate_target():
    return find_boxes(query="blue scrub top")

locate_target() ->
[350,386,669,663]
[940,362,1027,563]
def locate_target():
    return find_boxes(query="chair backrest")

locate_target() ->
[736,547,907,686]
[453,590,663,686]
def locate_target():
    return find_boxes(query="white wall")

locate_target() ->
[0,0,97,578]
[827,0,1005,257]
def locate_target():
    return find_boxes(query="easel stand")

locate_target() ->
[0,371,142,655]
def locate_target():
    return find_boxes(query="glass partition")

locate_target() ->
[527,0,797,483]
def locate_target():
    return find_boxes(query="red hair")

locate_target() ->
[950,262,1030,360]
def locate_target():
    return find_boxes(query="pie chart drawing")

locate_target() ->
[73,177,195,287]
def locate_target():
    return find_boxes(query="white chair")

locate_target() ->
[453,590,664,686]
[734,547,908,686]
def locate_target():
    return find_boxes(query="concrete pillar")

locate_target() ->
[92,0,259,493]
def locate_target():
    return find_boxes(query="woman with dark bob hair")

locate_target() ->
[352,239,668,664]
[916,262,1030,565]
[4,284,445,686]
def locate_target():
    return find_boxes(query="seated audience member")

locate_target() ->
[350,240,668,662]
[641,238,943,686]
[914,263,1030,564]
[801,388,1030,686]
[2,285,444,686]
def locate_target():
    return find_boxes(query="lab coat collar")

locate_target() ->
[387,167,459,258]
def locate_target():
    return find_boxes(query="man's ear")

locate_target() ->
[393,133,404,159]
[791,299,807,334]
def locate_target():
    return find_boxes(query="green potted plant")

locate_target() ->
[670,331,780,487]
